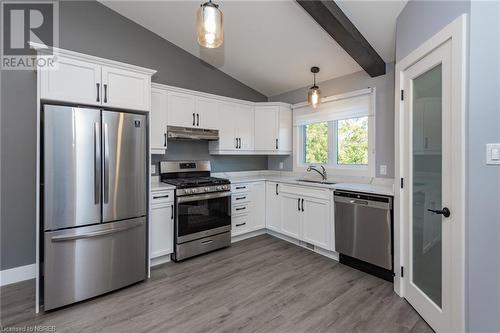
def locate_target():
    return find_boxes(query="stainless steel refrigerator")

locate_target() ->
[42,104,147,310]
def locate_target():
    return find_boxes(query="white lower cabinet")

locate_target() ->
[150,190,174,260]
[265,182,281,232]
[302,196,331,249]
[231,182,266,237]
[280,193,302,239]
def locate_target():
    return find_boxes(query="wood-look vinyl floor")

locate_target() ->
[1,234,433,333]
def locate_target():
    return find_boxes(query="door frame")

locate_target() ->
[394,14,467,332]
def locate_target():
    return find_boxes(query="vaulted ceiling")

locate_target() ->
[100,0,407,97]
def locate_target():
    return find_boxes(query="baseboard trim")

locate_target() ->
[1,264,35,286]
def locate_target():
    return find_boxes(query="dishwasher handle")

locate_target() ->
[334,195,392,210]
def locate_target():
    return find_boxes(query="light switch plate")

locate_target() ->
[380,165,387,175]
[487,144,500,165]
[151,164,157,174]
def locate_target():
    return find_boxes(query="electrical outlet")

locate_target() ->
[380,165,387,175]
[151,164,156,174]
[487,143,500,165]
[279,162,284,170]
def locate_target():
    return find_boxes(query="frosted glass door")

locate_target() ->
[412,64,443,307]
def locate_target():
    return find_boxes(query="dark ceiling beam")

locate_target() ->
[296,0,386,77]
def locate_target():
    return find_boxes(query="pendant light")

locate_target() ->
[308,66,321,109]
[197,0,224,49]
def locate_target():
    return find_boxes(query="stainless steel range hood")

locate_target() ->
[167,126,219,141]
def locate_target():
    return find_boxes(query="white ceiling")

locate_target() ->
[100,0,406,97]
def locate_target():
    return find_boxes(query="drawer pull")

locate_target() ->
[236,223,246,227]
[153,194,169,199]
[235,207,246,211]
[235,196,246,200]
[235,186,246,190]
[201,239,213,245]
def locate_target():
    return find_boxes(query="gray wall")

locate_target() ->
[395,0,470,62]
[151,141,268,175]
[268,63,395,178]
[0,0,267,270]
[467,2,500,332]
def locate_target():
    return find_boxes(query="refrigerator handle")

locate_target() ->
[103,123,109,204]
[94,122,101,204]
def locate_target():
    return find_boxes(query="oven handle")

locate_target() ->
[176,191,232,203]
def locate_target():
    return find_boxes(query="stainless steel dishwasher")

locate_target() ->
[334,190,393,281]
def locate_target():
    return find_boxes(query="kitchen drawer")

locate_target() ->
[232,214,250,236]
[151,190,174,204]
[280,184,330,200]
[232,192,250,204]
[231,183,250,194]
[232,203,250,216]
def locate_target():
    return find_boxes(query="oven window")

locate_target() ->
[177,196,230,238]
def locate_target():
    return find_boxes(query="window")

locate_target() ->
[294,89,375,176]
[303,122,328,164]
[336,116,368,165]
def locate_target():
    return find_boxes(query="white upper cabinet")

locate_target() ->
[254,106,279,151]
[215,102,238,150]
[150,83,292,155]
[101,65,151,111]
[150,88,168,154]
[167,92,197,128]
[254,104,292,154]
[235,104,254,151]
[40,56,102,106]
[38,50,155,111]
[196,97,219,129]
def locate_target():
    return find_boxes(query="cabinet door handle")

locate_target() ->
[297,198,300,211]
[236,222,246,227]
[275,183,279,195]
[196,113,199,126]
[276,138,278,149]
[235,137,238,149]
[238,138,242,149]
[192,113,195,126]
[301,198,304,212]
[424,137,429,149]
[171,205,174,220]
[164,133,167,147]
[96,83,100,102]
[103,84,108,103]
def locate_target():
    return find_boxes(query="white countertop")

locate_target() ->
[215,172,394,196]
[151,178,176,192]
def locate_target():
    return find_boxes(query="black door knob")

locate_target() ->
[427,207,451,218]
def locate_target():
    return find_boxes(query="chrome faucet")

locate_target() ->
[307,165,327,181]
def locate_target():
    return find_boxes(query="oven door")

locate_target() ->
[176,191,231,243]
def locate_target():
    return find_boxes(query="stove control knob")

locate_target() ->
[205,187,211,192]
[184,189,191,194]
[216,186,222,190]
[191,188,197,193]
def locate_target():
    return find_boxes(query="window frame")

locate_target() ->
[293,88,376,178]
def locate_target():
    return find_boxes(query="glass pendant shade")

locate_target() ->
[197,1,223,49]
[308,86,321,109]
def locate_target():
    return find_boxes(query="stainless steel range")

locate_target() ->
[160,161,231,261]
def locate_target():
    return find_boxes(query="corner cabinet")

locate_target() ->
[38,50,155,112]
[254,104,292,154]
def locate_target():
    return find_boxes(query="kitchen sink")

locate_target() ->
[297,179,336,185]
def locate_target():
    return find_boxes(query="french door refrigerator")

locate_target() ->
[42,104,147,310]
